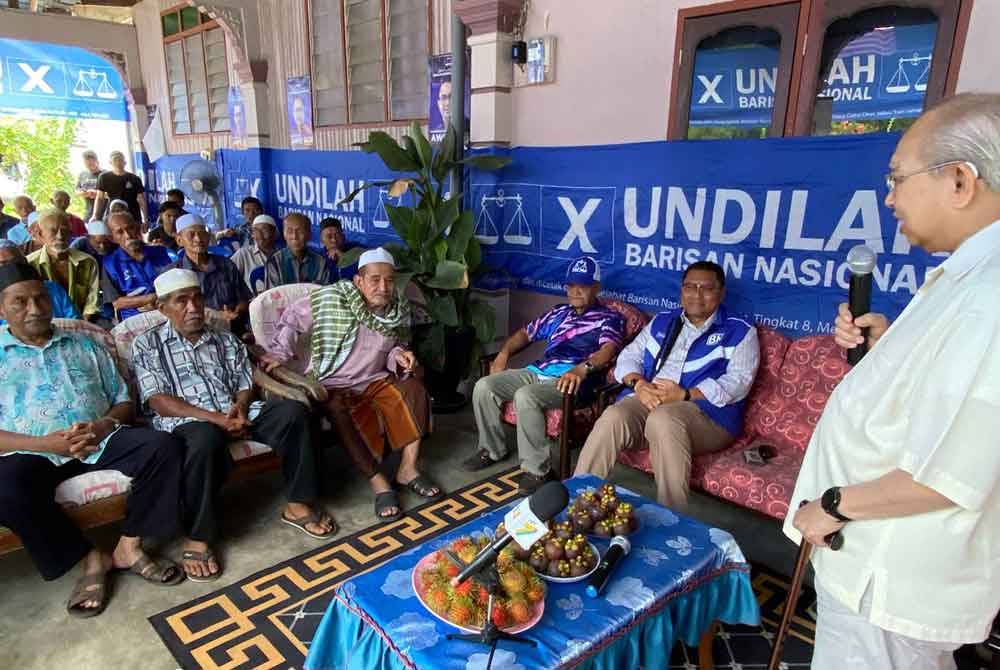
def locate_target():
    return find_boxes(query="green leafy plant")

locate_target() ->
[0,118,81,213]
[339,121,511,372]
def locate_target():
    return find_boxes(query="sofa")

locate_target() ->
[617,327,852,520]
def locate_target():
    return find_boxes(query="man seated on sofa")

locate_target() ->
[467,257,624,495]
[102,211,174,320]
[131,268,335,583]
[260,248,440,521]
[264,213,333,289]
[27,210,102,321]
[575,261,759,509]
[0,262,185,618]
[0,240,79,321]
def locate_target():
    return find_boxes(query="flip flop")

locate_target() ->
[181,549,223,583]
[399,474,442,499]
[115,554,185,586]
[374,490,402,521]
[281,509,339,540]
[67,572,111,619]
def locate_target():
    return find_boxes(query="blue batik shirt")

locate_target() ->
[0,326,130,465]
[103,244,174,319]
[524,302,624,378]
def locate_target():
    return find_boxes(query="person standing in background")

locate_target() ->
[75,150,103,223]
[93,151,148,228]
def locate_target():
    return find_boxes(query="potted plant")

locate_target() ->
[338,121,511,411]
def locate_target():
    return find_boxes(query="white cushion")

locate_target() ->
[249,283,320,374]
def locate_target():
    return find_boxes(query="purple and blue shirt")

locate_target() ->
[524,303,624,377]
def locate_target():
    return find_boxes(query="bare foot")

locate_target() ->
[181,539,219,580]
[75,549,112,611]
[284,502,336,536]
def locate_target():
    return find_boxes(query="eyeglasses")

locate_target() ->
[885,160,980,192]
[681,282,721,295]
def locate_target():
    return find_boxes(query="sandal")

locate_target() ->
[181,549,223,583]
[67,572,111,619]
[281,509,339,540]
[116,554,185,586]
[461,449,506,472]
[374,490,402,521]
[399,474,442,499]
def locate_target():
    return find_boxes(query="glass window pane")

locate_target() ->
[346,0,386,123]
[813,8,937,136]
[387,0,427,120]
[311,0,348,126]
[162,12,180,37]
[181,7,201,31]
[687,26,781,140]
[165,41,190,134]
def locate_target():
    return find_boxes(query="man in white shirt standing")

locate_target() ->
[787,93,1000,669]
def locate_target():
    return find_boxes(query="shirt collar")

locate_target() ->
[937,219,1000,281]
[682,307,721,332]
[158,319,212,349]
[36,248,87,267]
[0,324,71,350]
[181,253,217,274]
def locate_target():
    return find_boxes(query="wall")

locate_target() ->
[954,0,999,94]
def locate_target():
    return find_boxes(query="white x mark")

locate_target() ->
[17,63,54,94]
[697,74,724,104]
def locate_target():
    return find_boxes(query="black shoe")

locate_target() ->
[516,469,557,496]
[462,449,507,472]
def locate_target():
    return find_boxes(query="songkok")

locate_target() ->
[0,261,41,293]
[175,213,206,233]
[109,199,129,211]
[252,214,277,228]
[154,268,200,298]
[86,220,110,236]
[358,247,395,269]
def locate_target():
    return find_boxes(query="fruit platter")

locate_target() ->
[412,535,546,634]
[496,521,601,583]
[562,483,640,538]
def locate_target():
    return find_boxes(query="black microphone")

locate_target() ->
[846,244,876,366]
[452,481,569,586]
[585,536,631,597]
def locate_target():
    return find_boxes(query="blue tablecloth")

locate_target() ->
[305,476,760,670]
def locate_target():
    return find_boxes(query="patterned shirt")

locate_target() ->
[0,326,129,465]
[170,253,252,311]
[132,321,254,432]
[231,243,271,294]
[264,248,333,289]
[524,302,624,377]
[27,247,101,317]
[102,244,174,319]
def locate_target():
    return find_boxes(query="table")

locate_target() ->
[304,475,760,670]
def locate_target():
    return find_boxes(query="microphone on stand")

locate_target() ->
[846,244,877,366]
[451,481,569,586]
[585,536,631,598]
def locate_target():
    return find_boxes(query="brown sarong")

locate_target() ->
[324,375,430,478]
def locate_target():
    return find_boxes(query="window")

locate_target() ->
[669,0,972,140]
[310,0,429,127]
[161,9,230,135]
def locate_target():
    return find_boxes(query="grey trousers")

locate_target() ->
[472,368,564,476]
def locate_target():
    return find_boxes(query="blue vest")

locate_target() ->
[623,306,751,436]
[103,245,174,319]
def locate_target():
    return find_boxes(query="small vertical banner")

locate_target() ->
[228,86,248,150]
[287,75,314,150]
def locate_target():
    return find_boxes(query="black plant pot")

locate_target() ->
[414,325,476,413]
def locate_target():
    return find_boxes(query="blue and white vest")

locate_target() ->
[623,306,751,436]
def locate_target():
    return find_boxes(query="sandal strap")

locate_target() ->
[182,549,215,563]
[68,574,106,607]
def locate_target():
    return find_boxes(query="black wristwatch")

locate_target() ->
[626,377,639,389]
[583,360,595,373]
[821,486,852,522]
[683,387,691,401]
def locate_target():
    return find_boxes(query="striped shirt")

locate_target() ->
[524,303,624,376]
[131,321,253,432]
[264,247,333,289]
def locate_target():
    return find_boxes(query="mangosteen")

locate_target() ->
[556,559,572,578]
[588,505,605,522]
[573,511,594,533]
[612,517,631,537]
[529,552,549,573]
[544,538,564,561]
[570,556,589,577]
[564,540,580,561]
[594,519,613,537]
[554,522,573,540]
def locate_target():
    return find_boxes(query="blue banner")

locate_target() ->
[690,24,936,127]
[143,132,935,338]
[0,38,128,121]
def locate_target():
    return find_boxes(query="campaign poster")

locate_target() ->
[428,53,470,143]
[287,75,315,150]
[228,86,248,150]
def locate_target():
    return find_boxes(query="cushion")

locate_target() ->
[111,308,230,370]
[50,440,274,509]
[53,318,128,381]
[249,283,320,374]
[597,297,649,343]
[753,335,850,454]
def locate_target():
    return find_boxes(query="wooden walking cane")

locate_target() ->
[766,502,843,670]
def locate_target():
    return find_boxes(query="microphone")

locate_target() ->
[846,244,876,366]
[452,481,569,586]
[585,536,631,598]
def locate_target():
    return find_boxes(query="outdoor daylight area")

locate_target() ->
[0,1,998,670]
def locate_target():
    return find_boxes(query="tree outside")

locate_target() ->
[0,117,83,215]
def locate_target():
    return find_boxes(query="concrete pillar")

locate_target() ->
[454,0,521,147]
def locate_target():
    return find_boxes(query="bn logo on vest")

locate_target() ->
[707,334,723,346]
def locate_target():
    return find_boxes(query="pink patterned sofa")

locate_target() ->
[616,328,851,520]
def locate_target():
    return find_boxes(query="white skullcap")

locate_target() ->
[252,214,277,228]
[154,268,200,298]
[358,247,395,269]
[175,213,206,233]
[27,211,39,225]
[86,220,110,236]
[109,199,129,211]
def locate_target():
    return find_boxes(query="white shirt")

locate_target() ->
[784,219,1000,644]
[230,243,269,292]
[615,310,760,407]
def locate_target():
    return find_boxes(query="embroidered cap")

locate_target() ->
[358,247,395,269]
[154,268,201,298]
[175,213,207,234]
[565,257,600,284]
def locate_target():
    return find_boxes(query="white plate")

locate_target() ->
[537,542,602,583]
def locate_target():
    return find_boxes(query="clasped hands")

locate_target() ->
[213,405,252,438]
[45,419,117,459]
[634,378,686,410]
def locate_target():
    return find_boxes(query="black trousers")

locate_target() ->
[0,427,183,581]
[172,399,318,542]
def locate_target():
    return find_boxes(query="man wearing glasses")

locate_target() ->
[575,260,759,509]
[787,93,1000,669]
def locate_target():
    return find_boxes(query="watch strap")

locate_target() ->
[821,486,852,522]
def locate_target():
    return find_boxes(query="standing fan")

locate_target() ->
[178,152,225,231]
